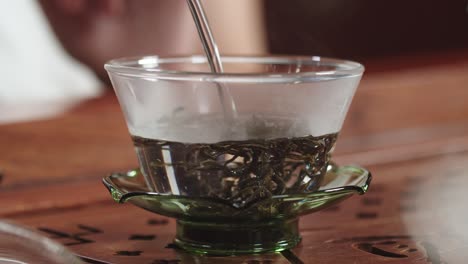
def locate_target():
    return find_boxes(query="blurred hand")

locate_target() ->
[39,0,200,82]
[39,0,266,83]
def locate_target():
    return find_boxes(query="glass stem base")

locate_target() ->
[174,218,301,255]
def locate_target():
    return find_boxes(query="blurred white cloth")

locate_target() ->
[0,0,101,123]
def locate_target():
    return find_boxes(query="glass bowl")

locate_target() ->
[0,221,83,264]
[104,55,369,255]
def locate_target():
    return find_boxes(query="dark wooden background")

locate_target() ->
[1,50,468,263]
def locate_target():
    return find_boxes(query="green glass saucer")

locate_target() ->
[103,164,371,255]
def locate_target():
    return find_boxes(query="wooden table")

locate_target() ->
[2,51,468,263]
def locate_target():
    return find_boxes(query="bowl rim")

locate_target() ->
[104,55,365,83]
